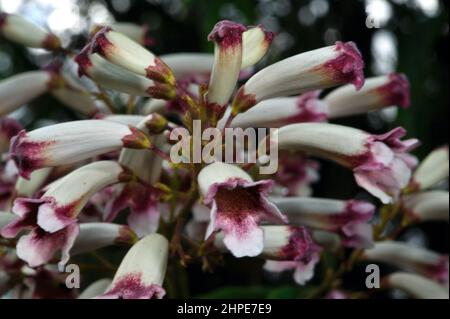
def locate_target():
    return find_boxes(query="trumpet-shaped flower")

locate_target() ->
[97,233,168,299]
[271,197,375,248]
[264,123,419,203]
[91,22,154,46]
[402,191,449,223]
[198,162,287,257]
[0,71,56,117]
[71,223,137,256]
[324,73,410,118]
[104,119,166,236]
[411,146,449,191]
[232,41,365,115]
[0,13,61,50]
[1,161,132,267]
[385,272,449,299]
[230,91,328,129]
[90,27,174,85]
[207,21,274,110]
[75,47,175,99]
[10,119,150,179]
[364,241,448,284]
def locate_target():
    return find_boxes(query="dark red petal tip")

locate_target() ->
[379,73,410,108]
[325,41,365,90]
[90,26,113,57]
[281,226,317,262]
[9,130,50,180]
[208,20,247,48]
[74,44,93,77]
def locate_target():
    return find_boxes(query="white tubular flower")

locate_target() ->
[0,118,22,153]
[411,146,449,191]
[241,25,274,68]
[206,21,246,108]
[271,197,375,248]
[10,119,150,179]
[101,114,146,126]
[1,161,132,267]
[78,278,112,299]
[402,191,449,222]
[71,223,137,256]
[365,241,449,284]
[0,71,53,117]
[97,233,168,299]
[14,167,52,197]
[51,74,99,116]
[91,22,153,46]
[198,162,287,258]
[104,116,166,237]
[206,21,274,110]
[385,272,449,299]
[161,53,215,78]
[324,73,410,118]
[230,91,328,128]
[263,123,419,203]
[0,13,61,50]
[75,49,175,100]
[90,27,174,85]
[232,41,365,115]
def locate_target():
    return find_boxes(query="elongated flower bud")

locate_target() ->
[271,197,375,248]
[263,124,419,203]
[75,48,175,99]
[385,272,449,299]
[0,71,53,117]
[107,117,166,236]
[0,118,22,153]
[71,223,136,256]
[0,13,61,50]
[207,21,246,108]
[91,22,153,46]
[101,114,145,126]
[10,120,150,179]
[78,278,112,299]
[51,75,99,116]
[364,241,448,284]
[1,161,132,267]
[402,191,449,222]
[97,233,168,299]
[198,162,287,257]
[159,25,272,80]
[241,25,274,68]
[232,41,365,115]
[324,73,410,118]
[90,27,174,85]
[3,161,131,235]
[411,146,449,191]
[230,91,328,128]
[160,53,215,78]
[14,167,52,197]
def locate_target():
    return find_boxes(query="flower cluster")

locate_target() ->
[0,14,448,299]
